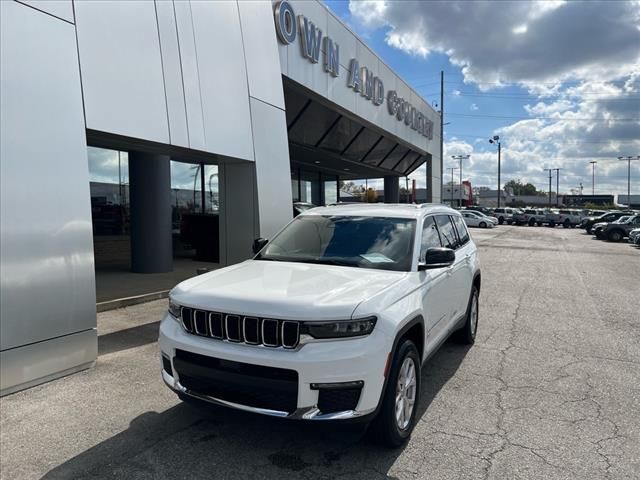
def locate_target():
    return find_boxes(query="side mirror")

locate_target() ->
[418,247,455,270]
[252,237,268,254]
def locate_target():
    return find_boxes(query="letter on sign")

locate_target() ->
[373,77,384,106]
[360,66,373,100]
[347,59,361,92]
[323,37,339,77]
[275,1,296,45]
[299,16,322,63]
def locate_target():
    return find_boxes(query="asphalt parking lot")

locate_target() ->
[1,225,639,480]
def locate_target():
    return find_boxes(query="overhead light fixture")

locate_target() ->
[314,161,321,164]
[344,168,350,171]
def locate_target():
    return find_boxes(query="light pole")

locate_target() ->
[553,168,562,207]
[489,136,501,207]
[589,161,597,195]
[448,167,459,207]
[617,156,639,206]
[451,154,470,207]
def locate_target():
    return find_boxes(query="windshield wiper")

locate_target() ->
[301,257,361,267]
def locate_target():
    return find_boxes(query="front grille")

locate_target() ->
[173,349,298,413]
[180,307,300,349]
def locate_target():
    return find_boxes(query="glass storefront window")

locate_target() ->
[324,179,337,204]
[87,146,129,236]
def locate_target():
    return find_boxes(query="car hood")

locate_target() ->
[170,260,407,320]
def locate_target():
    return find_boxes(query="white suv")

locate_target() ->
[159,204,481,446]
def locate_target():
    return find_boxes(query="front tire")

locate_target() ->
[371,340,420,448]
[454,286,479,345]
[608,230,623,242]
[498,216,504,225]
[529,218,536,226]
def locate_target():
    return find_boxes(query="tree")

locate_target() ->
[361,187,378,203]
[504,179,539,196]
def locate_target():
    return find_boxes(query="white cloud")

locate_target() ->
[349,1,640,88]
[347,0,640,195]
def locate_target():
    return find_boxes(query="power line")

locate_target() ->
[447,112,639,121]
[444,131,640,144]
[448,92,639,100]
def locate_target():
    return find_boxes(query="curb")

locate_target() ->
[96,290,170,313]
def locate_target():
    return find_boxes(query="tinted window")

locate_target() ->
[435,215,458,249]
[420,216,442,258]
[451,215,470,245]
[258,215,416,272]
[494,209,504,213]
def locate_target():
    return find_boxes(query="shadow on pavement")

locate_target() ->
[98,321,160,356]
[43,341,470,479]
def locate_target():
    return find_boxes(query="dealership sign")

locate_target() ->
[274,0,434,140]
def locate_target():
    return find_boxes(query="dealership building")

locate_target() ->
[0,0,442,395]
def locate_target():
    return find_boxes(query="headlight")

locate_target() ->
[168,299,182,320]
[303,317,377,339]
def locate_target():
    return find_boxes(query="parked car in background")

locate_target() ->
[629,228,640,245]
[513,209,546,226]
[592,215,632,237]
[546,209,582,228]
[463,206,494,216]
[493,207,518,225]
[461,211,494,228]
[596,215,640,242]
[583,211,627,234]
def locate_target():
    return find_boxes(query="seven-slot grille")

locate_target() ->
[180,307,300,349]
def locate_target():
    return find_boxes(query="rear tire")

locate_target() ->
[479,221,487,228]
[563,220,570,228]
[528,219,536,226]
[498,217,504,225]
[370,340,420,448]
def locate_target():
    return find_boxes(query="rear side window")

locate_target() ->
[495,209,504,213]
[451,215,470,245]
[435,215,459,249]
[420,216,442,258]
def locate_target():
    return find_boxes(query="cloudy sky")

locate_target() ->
[326,0,640,196]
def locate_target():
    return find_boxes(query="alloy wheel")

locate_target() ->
[470,292,479,337]
[395,357,417,430]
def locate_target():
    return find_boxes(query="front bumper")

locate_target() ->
[158,314,388,420]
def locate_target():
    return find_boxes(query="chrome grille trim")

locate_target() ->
[243,317,260,345]
[181,307,194,333]
[225,315,242,342]
[209,312,224,339]
[179,308,301,349]
[262,319,279,347]
[193,310,208,336]
[281,321,300,349]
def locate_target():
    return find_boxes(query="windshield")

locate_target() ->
[256,215,416,272]
[616,216,632,224]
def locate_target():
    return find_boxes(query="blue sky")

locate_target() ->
[324,0,640,196]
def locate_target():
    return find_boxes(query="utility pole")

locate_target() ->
[451,154,470,207]
[617,156,640,206]
[449,167,459,206]
[488,136,501,207]
[589,161,597,195]
[440,71,444,204]
[547,168,553,208]
[553,168,562,207]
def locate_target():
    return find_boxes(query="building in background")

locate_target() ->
[0,0,441,395]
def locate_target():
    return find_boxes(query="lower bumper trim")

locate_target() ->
[162,369,374,420]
